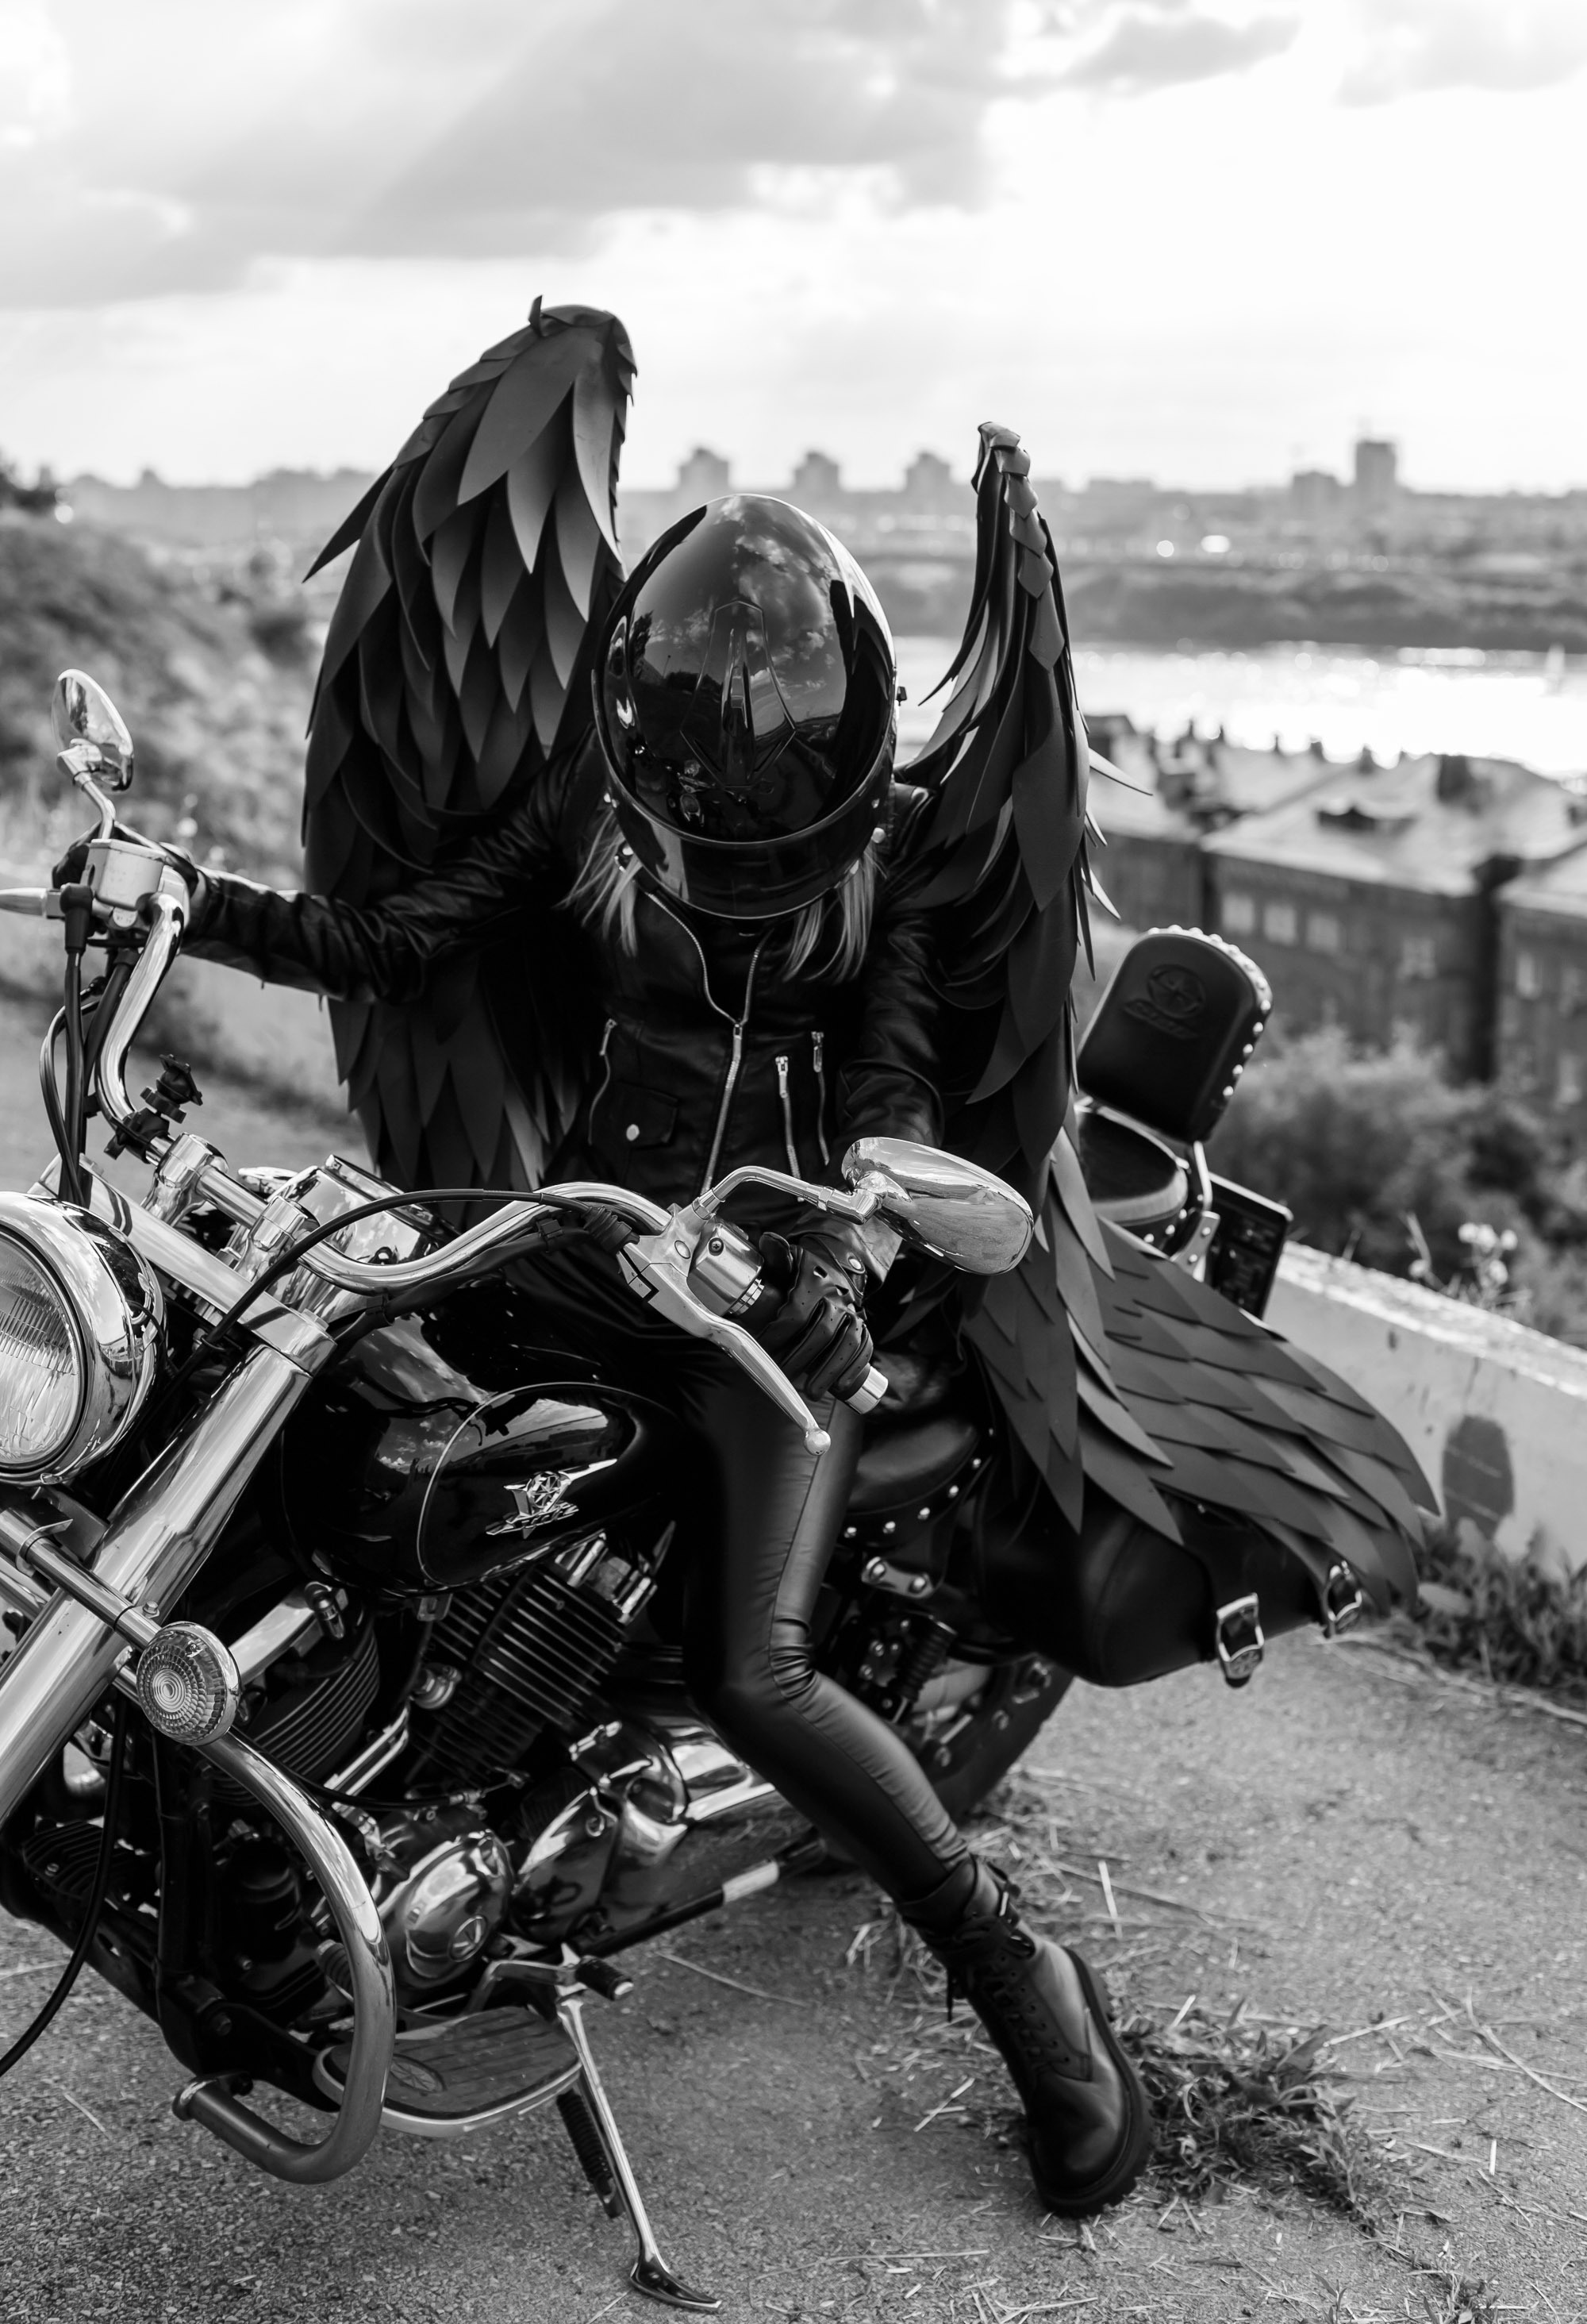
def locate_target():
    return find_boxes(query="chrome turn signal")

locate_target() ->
[135,1622,241,1742]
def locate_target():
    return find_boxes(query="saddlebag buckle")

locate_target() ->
[1213,1593,1265,1687]
[1321,1561,1366,1638]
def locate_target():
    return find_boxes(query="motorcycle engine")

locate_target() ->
[404,1528,656,1788]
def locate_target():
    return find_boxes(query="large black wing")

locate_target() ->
[897,428,1431,1598]
[302,300,636,1191]
[897,421,1098,1216]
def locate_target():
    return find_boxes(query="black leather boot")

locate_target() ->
[909,1860,1152,2214]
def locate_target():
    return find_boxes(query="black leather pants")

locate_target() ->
[509,1237,970,1907]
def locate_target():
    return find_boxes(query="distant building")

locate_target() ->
[1496,839,1587,1132]
[64,466,376,550]
[790,450,843,506]
[677,447,731,504]
[901,452,959,514]
[1085,721,1205,931]
[1289,468,1346,528]
[1352,437,1398,522]
[1201,752,1585,1079]
[1083,724,1341,934]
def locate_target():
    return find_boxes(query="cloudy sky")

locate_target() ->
[1,0,1583,493]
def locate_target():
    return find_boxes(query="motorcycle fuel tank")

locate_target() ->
[279,1297,679,1595]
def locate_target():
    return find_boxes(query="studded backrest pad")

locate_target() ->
[1076,928,1270,1146]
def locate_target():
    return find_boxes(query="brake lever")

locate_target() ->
[616,1216,832,1456]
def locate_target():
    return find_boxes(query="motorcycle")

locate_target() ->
[0,670,1312,2312]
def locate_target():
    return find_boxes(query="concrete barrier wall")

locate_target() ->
[1269,1243,1587,1577]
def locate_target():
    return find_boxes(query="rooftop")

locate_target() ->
[1085,724,1347,845]
[1498,831,1587,924]
[1201,752,1585,896]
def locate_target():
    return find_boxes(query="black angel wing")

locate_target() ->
[301,299,636,1191]
[897,421,1097,1217]
[896,428,1431,1600]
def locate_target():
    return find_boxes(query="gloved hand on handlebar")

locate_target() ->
[749,1227,874,1402]
[52,829,207,914]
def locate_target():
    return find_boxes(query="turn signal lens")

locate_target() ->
[135,1622,241,1742]
[0,1237,83,1470]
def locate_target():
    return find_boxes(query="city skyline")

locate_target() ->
[2,4,1583,494]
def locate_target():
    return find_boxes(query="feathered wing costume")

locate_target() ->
[894,422,1430,1613]
[302,310,1431,1615]
[302,298,633,1191]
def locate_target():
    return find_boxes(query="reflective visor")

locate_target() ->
[610,736,892,920]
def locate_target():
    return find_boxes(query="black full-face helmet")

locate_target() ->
[593,494,897,920]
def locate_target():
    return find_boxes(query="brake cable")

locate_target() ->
[148,1185,632,1428]
[0,1696,129,2084]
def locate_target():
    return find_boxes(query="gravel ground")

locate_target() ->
[1,989,1585,2322]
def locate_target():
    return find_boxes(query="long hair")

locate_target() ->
[567,801,878,982]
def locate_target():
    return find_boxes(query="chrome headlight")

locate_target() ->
[0,1194,163,1481]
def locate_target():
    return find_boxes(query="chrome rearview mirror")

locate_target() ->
[841,1137,1035,1275]
[52,669,135,797]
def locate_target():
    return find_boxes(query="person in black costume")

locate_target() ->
[177,482,1154,2217]
[143,304,1427,2218]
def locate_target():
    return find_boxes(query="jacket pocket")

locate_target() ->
[596,1077,679,1152]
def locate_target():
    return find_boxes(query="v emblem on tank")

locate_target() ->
[486,1476,578,1537]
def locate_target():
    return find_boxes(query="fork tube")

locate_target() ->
[0,1344,322,1826]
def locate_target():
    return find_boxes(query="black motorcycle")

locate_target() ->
[0,671,1326,2311]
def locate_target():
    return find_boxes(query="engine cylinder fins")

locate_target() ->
[19,1816,113,1913]
[213,1617,380,1803]
[408,1533,653,1787]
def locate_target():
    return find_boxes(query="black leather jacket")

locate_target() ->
[186,740,943,1212]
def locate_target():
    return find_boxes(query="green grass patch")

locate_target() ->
[1405,1520,1587,1708]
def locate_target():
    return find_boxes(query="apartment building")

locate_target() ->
[1497,845,1587,1135]
[1200,754,1587,1079]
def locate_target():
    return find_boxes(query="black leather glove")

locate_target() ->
[751,1229,874,1402]
[52,829,207,916]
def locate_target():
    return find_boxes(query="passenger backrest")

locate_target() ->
[1076,927,1271,1147]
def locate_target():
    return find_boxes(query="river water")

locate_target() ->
[894,639,1587,777]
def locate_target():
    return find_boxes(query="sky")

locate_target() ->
[0,0,1584,494]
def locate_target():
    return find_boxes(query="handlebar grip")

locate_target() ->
[843,1364,889,1417]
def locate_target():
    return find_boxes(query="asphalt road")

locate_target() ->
[1,985,1585,2321]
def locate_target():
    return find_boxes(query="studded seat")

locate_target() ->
[848,1409,982,1518]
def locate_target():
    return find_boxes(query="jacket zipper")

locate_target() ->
[775,1054,799,1176]
[701,942,766,1190]
[810,1030,832,1167]
[587,1017,617,1136]
[643,891,768,1195]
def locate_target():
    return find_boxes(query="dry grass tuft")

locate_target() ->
[1116,1998,1404,2226]
[1408,2265,1498,2324]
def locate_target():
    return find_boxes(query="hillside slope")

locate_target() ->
[0,511,311,884]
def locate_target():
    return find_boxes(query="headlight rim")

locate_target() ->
[0,1195,163,1483]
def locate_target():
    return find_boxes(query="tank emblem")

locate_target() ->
[487,1476,578,1537]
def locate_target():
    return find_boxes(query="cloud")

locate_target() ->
[1339,0,1587,103]
[0,0,1048,309]
[1062,6,1299,94]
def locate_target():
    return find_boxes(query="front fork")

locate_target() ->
[0,1341,320,1828]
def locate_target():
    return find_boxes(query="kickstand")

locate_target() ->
[555,1984,720,2313]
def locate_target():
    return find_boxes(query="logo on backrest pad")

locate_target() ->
[1124,964,1208,1041]
[487,1477,578,1537]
